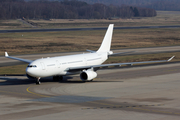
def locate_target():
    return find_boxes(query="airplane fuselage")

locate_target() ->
[26,52,108,78]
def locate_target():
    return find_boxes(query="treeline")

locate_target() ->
[145,0,180,11]
[76,0,156,6]
[0,0,157,20]
[79,0,180,11]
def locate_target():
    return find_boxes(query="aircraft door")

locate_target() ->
[40,62,46,70]
[84,57,87,65]
[56,60,60,68]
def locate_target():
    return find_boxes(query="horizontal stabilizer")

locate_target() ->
[5,52,9,57]
[86,49,96,53]
[109,51,134,56]
[168,56,175,62]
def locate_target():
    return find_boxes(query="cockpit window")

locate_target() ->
[27,65,37,68]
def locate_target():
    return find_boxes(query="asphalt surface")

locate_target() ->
[0,46,180,120]
[1,25,180,33]
[0,62,180,120]
[1,24,180,119]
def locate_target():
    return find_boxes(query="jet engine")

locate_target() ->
[80,69,97,81]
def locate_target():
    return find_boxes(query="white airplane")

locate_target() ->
[5,24,175,84]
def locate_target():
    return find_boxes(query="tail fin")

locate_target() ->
[97,24,114,53]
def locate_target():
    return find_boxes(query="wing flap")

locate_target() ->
[86,49,96,53]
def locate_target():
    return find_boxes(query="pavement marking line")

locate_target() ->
[26,86,50,98]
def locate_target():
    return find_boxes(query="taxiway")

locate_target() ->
[0,62,180,120]
[1,25,180,33]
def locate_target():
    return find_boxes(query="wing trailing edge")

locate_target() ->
[67,56,175,72]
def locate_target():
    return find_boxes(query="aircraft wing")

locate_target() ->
[5,52,33,63]
[67,56,175,72]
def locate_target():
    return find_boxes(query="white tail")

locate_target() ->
[97,24,114,53]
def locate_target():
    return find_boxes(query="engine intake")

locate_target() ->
[80,69,97,81]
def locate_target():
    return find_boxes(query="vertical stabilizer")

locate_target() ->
[97,24,114,52]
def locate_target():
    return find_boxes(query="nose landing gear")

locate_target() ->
[35,76,64,85]
[36,77,41,85]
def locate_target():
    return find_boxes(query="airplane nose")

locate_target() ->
[26,67,31,75]
[26,67,36,77]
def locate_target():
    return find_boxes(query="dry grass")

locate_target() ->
[106,52,180,64]
[0,19,30,30]
[1,28,180,56]
[112,28,180,49]
[0,64,28,74]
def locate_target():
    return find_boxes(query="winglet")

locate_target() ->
[168,56,175,62]
[5,52,9,57]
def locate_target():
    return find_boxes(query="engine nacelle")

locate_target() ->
[80,69,97,81]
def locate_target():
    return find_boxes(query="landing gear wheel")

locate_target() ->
[53,76,58,81]
[36,81,41,85]
[36,77,41,85]
[59,76,64,82]
[89,79,93,82]
[53,76,60,81]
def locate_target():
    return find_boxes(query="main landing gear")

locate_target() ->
[36,77,41,85]
[35,76,63,85]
